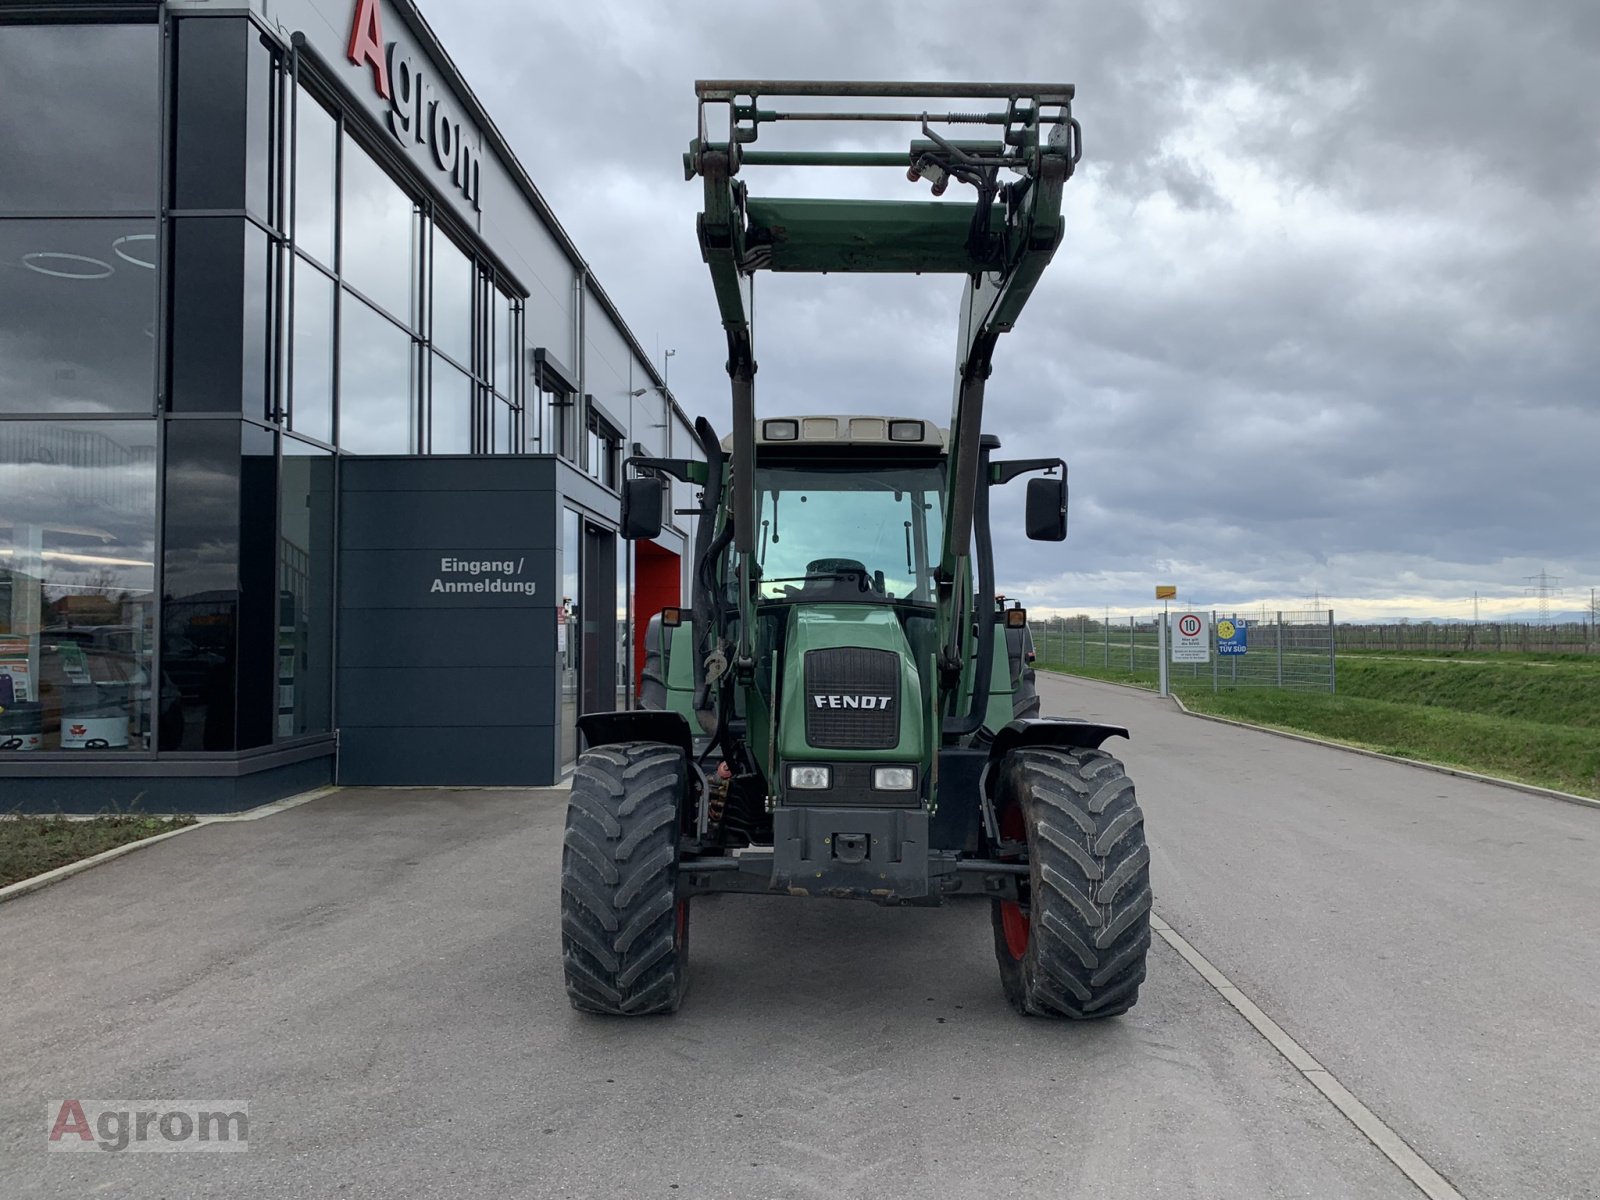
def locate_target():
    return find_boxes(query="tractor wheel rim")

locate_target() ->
[998,801,1030,959]
[675,899,688,949]
[1000,900,1030,959]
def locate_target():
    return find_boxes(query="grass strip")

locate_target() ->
[1039,664,1600,800]
[0,814,198,889]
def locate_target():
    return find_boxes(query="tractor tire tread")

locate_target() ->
[991,746,1151,1019]
[561,740,689,1016]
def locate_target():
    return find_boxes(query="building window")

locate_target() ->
[172,19,277,223]
[0,23,160,214]
[339,296,417,453]
[429,353,473,454]
[292,84,337,271]
[0,0,159,418]
[285,85,522,456]
[0,421,158,752]
[0,218,159,415]
[277,440,334,739]
[430,230,473,372]
[490,284,520,452]
[585,407,621,489]
[340,135,421,330]
[168,218,274,416]
[492,396,516,454]
[289,259,336,443]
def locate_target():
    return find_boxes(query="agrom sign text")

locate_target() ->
[346,0,482,212]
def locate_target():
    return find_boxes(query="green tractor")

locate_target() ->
[562,82,1151,1018]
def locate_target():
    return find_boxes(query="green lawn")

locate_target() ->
[0,814,196,889]
[1040,654,1600,800]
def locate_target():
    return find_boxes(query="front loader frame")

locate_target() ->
[684,81,1081,740]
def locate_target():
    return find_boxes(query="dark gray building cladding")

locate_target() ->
[337,458,560,786]
[0,0,699,811]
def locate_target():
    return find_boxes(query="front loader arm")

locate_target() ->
[687,80,1080,701]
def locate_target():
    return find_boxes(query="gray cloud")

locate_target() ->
[421,0,1600,618]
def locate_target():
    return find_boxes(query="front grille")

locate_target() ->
[804,647,900,749]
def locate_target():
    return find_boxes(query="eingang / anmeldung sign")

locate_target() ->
[1171,612,1209,663]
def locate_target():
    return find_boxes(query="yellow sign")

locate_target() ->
[1155,586,1177,600]
[1216,619,1236,640]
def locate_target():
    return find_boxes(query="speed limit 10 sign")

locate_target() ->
[1171,612,1209,663]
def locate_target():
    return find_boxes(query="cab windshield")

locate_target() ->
[753,462,945,602]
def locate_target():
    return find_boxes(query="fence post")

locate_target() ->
[1104,619,1109,668]
[1129,616,1135,673]
[1211,610,1219,694]
[1276,611,1284,688]
[1328,608,1336,693]
[1079,615,1086,666]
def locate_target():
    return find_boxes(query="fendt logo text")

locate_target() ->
[811,695,893,710]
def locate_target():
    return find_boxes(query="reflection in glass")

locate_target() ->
[432,232,473,371]
[560,508,580,765]
[340,297,416,454]
[168,218,272,415]
[291,259,335,443]
[0,219,157,415]
[172,19,275,220]
[278,441,334,739]
[0,422,158,752]
[0,24,160,212]
[494,289,513,394]
[241,223,272,420]
[293,85,337,268]
[161,421,242,750]
[493,398,515,454]
[341,135,419,327]
[430,354,473,454]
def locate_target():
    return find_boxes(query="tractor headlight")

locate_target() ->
[873,766,916,791]
[788,764,831,790]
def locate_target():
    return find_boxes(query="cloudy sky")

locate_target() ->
[421,0,1599,622]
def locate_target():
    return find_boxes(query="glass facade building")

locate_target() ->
[0,0,697,809]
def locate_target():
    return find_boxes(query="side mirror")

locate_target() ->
[1025,476,1067,541]
[621,476,664,540]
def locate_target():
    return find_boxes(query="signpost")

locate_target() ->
[1155,587,1176,695]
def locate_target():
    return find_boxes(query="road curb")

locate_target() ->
[0,786,341,904]
[1166,695,1600,812]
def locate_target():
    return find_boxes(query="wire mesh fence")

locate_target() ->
[1335,622,1599,654]
[1028,610,1337,692]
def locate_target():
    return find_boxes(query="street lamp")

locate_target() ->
[663,348,675,387]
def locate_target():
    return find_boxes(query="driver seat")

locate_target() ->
[794,557,872,601]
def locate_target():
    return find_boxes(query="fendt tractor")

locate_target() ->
[560,81,1151,1019]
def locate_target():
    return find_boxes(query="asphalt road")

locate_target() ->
[1,675,1595,1198]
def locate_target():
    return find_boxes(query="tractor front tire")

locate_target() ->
[561,741,690,1015]
[991,746,1152,1019]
